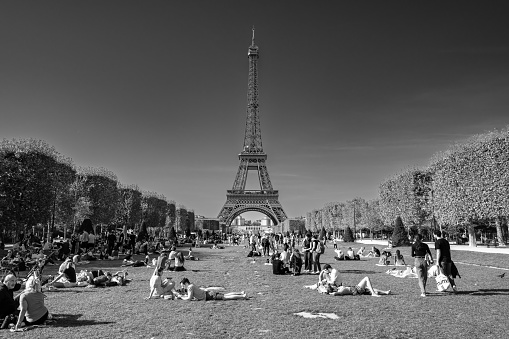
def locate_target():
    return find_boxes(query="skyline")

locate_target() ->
[1,1,509,220]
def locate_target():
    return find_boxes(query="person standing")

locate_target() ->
[302,233,313,273]
[80,230,89,252]
[88,232,95,252]
[434,230,457,293]
[261,234,270,257]
[249,233,257,252]
[107,231,116,256]
[411,234,433,297]
[70,232,78,255]
[311,234,322,274]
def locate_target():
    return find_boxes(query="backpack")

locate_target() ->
[319,241,325,254]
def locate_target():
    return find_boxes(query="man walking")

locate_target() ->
[434,230,457,293]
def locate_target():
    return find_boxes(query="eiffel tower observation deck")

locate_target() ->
[218,28,287,226]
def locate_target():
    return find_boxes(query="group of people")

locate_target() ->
[411,230,458,297]
[302,230,459,298]
[146,266,247,301]
[0,272,53,332]
[313,264,392,297]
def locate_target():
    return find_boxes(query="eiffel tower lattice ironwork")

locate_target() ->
[218,28,287,226]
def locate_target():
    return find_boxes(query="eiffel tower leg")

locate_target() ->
[232,159,249,191]
[257,162,273,190]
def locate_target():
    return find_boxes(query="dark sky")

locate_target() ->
[1,1,509,219]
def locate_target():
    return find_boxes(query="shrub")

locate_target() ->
[392,216,410,247]
[344,226,354,242]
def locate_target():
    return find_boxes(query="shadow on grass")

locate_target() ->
[469,289,509,295]
[51,313,115,327]
[341,270,378,275]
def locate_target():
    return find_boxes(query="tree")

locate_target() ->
[176,205,187,233]
[392,216,410,247]
[137,222,148,242]
[319,226,326,240]
[379,168,432,236]
[79,218,94,234]
[82,167,119,227]
[430,128,509,246]
[169,227,177,241]
[0,139,64,235]
[116,184,142,230]
[343,226,354,242]
[363,199,385,238]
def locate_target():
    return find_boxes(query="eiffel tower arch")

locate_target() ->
[218,28,287,227]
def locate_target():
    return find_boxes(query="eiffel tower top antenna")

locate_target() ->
[244,25,262,154]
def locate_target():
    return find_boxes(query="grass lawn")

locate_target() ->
[6,243,509,339]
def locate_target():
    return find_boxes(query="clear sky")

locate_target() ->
[1,1,509,220]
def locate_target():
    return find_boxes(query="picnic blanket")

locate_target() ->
[385,267,417,278]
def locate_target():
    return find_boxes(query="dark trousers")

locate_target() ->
[440,259,456,288]
[304,251,312,271]
[312,252,321,272]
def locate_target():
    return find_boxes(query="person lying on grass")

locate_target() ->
[76,269,106,285]
[121,254,150,267]
[145,267,175,299]
[175,278,247,301]
[13,273,53,332]
[329,276,391,297]
[87,270,129,287]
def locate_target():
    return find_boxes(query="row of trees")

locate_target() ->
[306,198,383,236]
[0,139,195,240]
[306,127,509,246]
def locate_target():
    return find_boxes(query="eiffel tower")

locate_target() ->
[218,28,287,226]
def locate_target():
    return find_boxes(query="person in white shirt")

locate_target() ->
[145,267,175,299]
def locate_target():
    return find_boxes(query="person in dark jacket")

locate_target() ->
[0,274,21,328]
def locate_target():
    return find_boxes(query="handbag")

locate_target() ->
[435,269,450,292]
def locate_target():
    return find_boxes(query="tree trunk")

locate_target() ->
[495,218,506,247]
[468,223,476,247]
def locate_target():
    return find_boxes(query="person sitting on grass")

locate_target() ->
[334,249,344,260]
[379,250,392,265]
[329,276,391,297]
[176,278,247,301]
[357,247,366,257]
[366,246,380,258]
[0,274,21,329]
[173,252,186,272]
[394,250,406,266]
[13,273,53,332]
[346,247,355,260]
[184,248,198,261]
[289,248,303,276]
[317,264,341,290]
[145,267,175,299]
[48,258,77,288]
